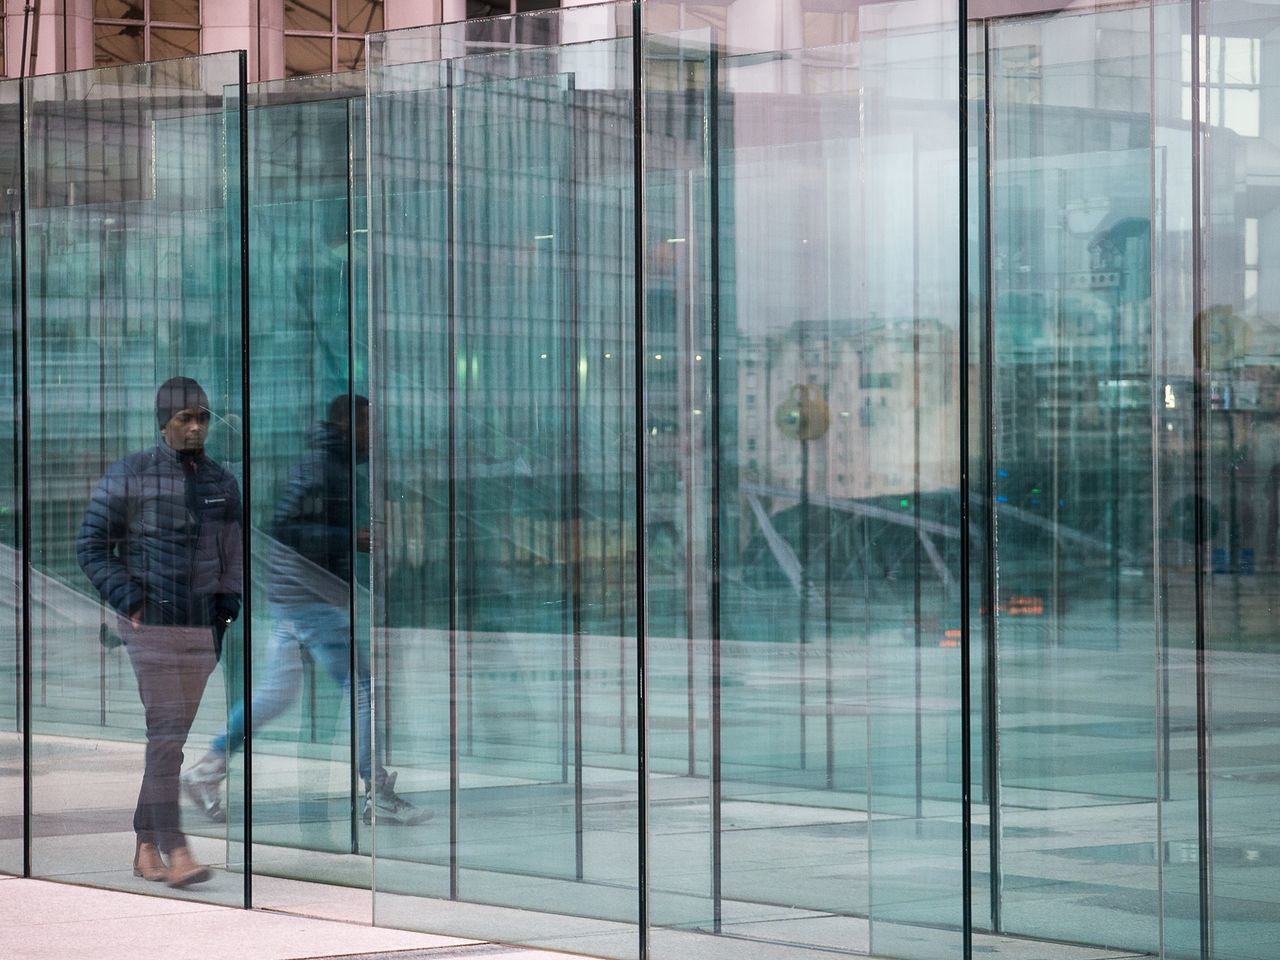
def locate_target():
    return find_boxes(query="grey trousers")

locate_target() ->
[121,622,218,853]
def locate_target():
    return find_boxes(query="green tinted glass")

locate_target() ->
[24,53,246,904]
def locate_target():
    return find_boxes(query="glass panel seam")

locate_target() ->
[632,2,650,956]
[237,49,253,911]
[959,1,975,957]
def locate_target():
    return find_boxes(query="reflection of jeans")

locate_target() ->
[212,601,381,784]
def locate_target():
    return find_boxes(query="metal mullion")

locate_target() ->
[563,72,586,885]
[959,1,974,956]
[446,57,460,904]
[236,50,253,911]
[18,63,31,884]
[1190,1,1212,957]
[707,30,722,939]
[631,3,648,957]
[344,98,360,855]
[980,16,1001,934]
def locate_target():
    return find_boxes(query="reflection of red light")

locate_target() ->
[1007,595,1045,616]
[944,629,961,638]
[940,638,960,648]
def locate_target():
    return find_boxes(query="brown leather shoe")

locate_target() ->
[132,841,168,882]
[165,846,210,888]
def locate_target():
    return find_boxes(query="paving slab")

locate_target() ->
[0,876,473,960]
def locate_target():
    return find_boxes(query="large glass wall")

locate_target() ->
[986,6,1162,951]
[0,3,1276,960]
[23,53,247,903]
[367,7,641,956]
[366,3,967,958]
[639,3,964,958]
[238,71,371,913]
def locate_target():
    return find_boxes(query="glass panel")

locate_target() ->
[988,6,1160,953]
[95,23,145,68]
[368,50,453,918]
[639,19,715,951]
[368,7,638,957]
[452,62,578,901]
[152,0,200,25]
[225,73,370,914]
[285,35,333,78]
[152,28,200,61]
[859,4,963,954]
[0,79,20,875]
[642,2,962,958]
[285,0,333,33]
[967,18,995,938]
[1153,2,1200,957]
[337,0,383,35]
[1201,3,1280,958]
[25,53,247,904]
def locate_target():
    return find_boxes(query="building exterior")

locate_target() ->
[0,1,579,81]
[0,2,1278,960]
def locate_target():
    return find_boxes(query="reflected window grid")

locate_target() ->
[285,1,385,76]
[94,0,200,68]
[1181,32,1261,138]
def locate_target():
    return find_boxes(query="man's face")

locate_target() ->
[161,406,210,453]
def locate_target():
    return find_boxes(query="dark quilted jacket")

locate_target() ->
[268,421,356,607]
[77,442,243,628]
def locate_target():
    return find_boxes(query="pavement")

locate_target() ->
[0,871,1160,960]
[0,876,588,960]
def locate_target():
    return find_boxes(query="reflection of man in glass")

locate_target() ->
[77,377,242,887]
[183,395,427,825]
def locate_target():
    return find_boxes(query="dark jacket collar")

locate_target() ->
[154,441,207,467]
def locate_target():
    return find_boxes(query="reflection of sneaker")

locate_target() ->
[181,750,227,824]
[362,771,431,826]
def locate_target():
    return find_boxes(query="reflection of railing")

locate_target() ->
[0,542,102,634]
[743,482,1135,594]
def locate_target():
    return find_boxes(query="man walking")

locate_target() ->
[78,376,242,887]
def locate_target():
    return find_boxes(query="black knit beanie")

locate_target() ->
[155,376,210,428]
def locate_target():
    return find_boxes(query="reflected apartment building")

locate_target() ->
[1,3,1279,960]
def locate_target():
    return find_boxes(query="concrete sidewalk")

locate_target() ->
[0,876,586,960]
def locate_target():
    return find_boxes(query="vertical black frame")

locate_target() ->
[446,56,461,904]
[1188,0,1212,955]
[344,95,361,855]
[632,2,650,957]
[17,70,31,883]
[978,15,1002,935]
[958,0,975,955]
[237,49,254,911]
